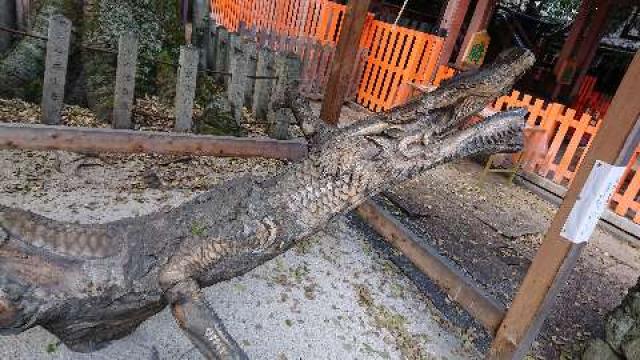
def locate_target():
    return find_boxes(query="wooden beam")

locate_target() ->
[553,0,593,76]
[569,0,613,100]
[320,0,371,125]
[455,0,497,68]
[437,0,472,70]
[356,200,507,334]
[488,50,640,359]
[0,123,308,160]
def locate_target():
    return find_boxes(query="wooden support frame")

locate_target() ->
[489,50,640,359]
[356,200,507,334]
[0,123,308,160]
[320,0,371,125]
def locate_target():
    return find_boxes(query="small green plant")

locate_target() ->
[190,221,208,237]
[46,342,59,354]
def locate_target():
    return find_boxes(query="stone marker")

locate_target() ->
[174,46,199,132]
[112,32,139,129]
[41,15,71,125]
[228,34,249,125]
[244,39,258,108]
[216,27,230,85]
[268,52,302,139]
[252,46,275,120]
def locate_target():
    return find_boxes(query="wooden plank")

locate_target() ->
[319,0,371,125]
[0,123,308,160]
[488,50,640,360]
[356,200,506,334]
[112,32,139,129]
[41,15,71,125]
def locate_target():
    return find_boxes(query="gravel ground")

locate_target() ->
[382,161,640,359]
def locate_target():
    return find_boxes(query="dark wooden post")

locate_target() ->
[488,50,640,360]
[454,0,497,68]
[553,0,592,76]
[319,0,371,126]
[436,0,472,70]
[569,0,612,100]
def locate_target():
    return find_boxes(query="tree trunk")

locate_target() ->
[0,48,535,359]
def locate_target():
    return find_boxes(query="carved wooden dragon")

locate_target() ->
[0,48,535,359]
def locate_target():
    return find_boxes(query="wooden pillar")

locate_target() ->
[488,50,640,360]
[320,0,371,126]
[455,0,497,68]
[437,0,472,70]
[553,0,593,76]
[569,0,612,100]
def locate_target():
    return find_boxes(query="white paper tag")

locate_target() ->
[561,161,626,243]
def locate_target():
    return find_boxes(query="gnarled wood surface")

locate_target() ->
[0,48,535,359]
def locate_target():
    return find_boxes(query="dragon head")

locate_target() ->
[342,48,535,181]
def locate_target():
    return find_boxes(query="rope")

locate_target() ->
[0,25,231,77]
[393,0,410,26]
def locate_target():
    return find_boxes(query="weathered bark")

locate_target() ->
[0,48,535,359]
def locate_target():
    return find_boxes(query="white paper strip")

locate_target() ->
[561,161,626,243]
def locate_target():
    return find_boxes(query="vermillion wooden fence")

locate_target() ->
[611,145,640,223]
[357,21,444,112]
[573,75,612,119]
[210,0,445,112]
[493,91,601,187]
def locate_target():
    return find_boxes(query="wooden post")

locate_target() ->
[437,0,472,71]
[455,0,497,68]
[41,15,71,125]
[488,50,640,360]
[112,32,139,129]
[253,46,276,120]
[569,0,612,101]
[174,45,199,132]
[319,0,371,125]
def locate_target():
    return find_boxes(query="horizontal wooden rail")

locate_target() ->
[0,123,308,160]
[356,199,506,334]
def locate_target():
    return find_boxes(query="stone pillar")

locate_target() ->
[228,34,248,125]
[244,39,258,109]
[268,52,302,139]
[175,46,199,132]
[41,15,72,125]
[252,46,276,120]
[112,33,139,129]
[215,27,230,86]
[0,0,15,55]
